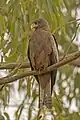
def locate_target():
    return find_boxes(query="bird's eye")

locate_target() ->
[34,22,37,24]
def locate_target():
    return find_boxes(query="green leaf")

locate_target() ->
[4,112,10,120]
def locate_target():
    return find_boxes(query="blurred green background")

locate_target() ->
[0,0,80,120]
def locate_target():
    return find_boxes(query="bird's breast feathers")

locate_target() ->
[29,29,58,70]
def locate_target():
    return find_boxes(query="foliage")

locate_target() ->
[0,0,80,119]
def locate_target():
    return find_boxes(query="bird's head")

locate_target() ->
[31,18,49,31]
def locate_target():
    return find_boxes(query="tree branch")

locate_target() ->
[0,54,80,70]
[0,51,80,85]
[0,62,30,69]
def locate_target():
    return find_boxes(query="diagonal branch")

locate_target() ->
[0,50,80,85]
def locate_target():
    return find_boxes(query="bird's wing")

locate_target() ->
[49,35,59,94]
[43,34,59,108]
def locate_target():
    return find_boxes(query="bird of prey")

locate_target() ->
[28,18,59,109]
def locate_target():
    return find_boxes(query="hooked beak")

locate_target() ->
[31,23,38,30]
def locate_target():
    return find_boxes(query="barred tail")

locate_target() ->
[44,80,52,109]
[38,74,52,109]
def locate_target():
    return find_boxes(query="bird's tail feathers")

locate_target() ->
[44,80,52,109]
[38,74,52,109]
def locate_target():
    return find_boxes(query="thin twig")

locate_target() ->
[61,22,80,61]
[53,18,80,34]
[0,62,30,69]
